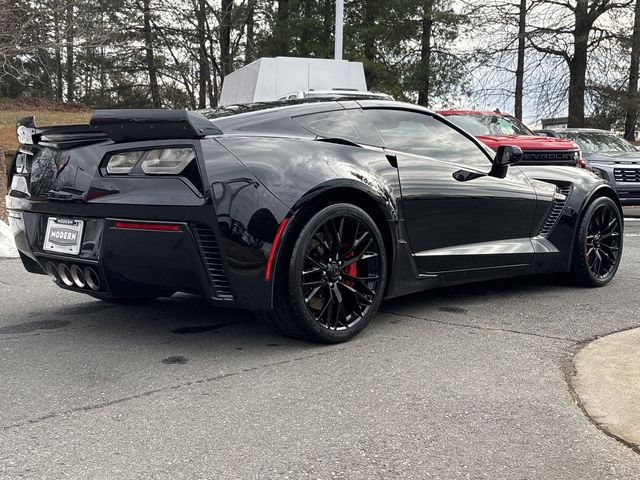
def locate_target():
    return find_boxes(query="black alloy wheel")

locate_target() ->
[572,196,623,287]
[301,212,383,331]
[261,203,387,343]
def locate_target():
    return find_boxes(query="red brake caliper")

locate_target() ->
[342,244,357,287]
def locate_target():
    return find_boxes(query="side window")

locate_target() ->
[293,110,384,146]
[363,109,492,169]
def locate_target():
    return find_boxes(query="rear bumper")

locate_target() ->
[8,207,235,304]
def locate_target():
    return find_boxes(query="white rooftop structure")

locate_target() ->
[219,57,368,106]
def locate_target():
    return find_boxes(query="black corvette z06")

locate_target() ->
[7,99,623,343]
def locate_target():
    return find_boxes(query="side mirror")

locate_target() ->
[491,145,523,178]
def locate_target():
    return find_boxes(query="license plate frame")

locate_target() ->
[43,217,84,255]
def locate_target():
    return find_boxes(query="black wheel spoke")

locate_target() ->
[315,292,333,325]
[339,231,369,261]
[331,285,348,329]
[339,282,373,306]
[312,234,331,254]
[305,284,325,304]
[342,238,373,267]
[302,266,323,277]
[341,273,377,296]
[305,255,326,270]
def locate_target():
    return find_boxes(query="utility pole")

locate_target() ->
[335,0,344,60]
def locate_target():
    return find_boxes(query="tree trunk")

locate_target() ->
[197,0,208,109]
[300,0,313,57]
[245,1,255,64]
[364,0,376,61]
[54,7,63,102]
[142,0,161,108]
[568,0,589,127]
[624,0,640,141]
[363,0,376,85]
[65,2,74,102]
[514,0,526,120]
[322,0,332,57]
[417,0,433,107]
[220,0,233,79]
[273,0,290,55]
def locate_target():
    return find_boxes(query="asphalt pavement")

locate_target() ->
[1,222,640,479]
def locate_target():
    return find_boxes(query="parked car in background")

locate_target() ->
[438,110,587,169]
[535,129,640,205]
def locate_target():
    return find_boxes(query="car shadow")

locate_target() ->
[32,273,576,355]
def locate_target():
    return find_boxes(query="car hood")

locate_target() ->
[585,151,640,164]
[475,134,579,151]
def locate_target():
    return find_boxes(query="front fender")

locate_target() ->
[520,165,620,272]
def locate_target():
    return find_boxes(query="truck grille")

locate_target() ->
[538,185,572,236]
[192,223,233,301]
[614,168,640,183]
[521,151,577,167]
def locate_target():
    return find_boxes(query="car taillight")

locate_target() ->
[105,147,195,175]
[114,221,181,232]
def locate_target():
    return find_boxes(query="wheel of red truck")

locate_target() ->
[261,203,387,343]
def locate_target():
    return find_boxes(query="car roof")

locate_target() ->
[199,97,433,121]
[437,109,513,117]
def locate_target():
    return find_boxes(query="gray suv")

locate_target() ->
[536,128,640,205]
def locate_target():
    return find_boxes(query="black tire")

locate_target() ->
[570,196,623,287]
[262,203,387,343]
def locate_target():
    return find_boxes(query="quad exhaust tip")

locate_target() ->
[57,264,74,287]
[45,262,60,283]
[45,261,101,292]
[84,267,101,291]
[70,265,86,289]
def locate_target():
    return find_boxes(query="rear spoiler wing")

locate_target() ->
[17,109,222,146]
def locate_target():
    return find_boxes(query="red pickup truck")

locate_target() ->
[438,110,586,168]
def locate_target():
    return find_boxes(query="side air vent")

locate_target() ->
[192,223,233,300]
[538,185,572,237]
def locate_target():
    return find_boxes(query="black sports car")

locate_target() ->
[7,99,624,343]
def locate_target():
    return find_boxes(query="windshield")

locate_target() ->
[445,114,533,136]
[562,131,636,153]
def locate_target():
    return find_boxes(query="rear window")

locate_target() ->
[293,110,383,146]
[562,132,636,153]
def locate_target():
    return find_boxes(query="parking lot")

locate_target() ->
[1,221,639,479]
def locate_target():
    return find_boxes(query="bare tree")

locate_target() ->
[625,0,640,140]
[141,0,162,107]
[528,0,633,127]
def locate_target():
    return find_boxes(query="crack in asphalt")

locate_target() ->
[0,342,365,432]
[381,310,578,342]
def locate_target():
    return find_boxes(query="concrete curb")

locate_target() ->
[572,328,640,453]
[623,207,640,219]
